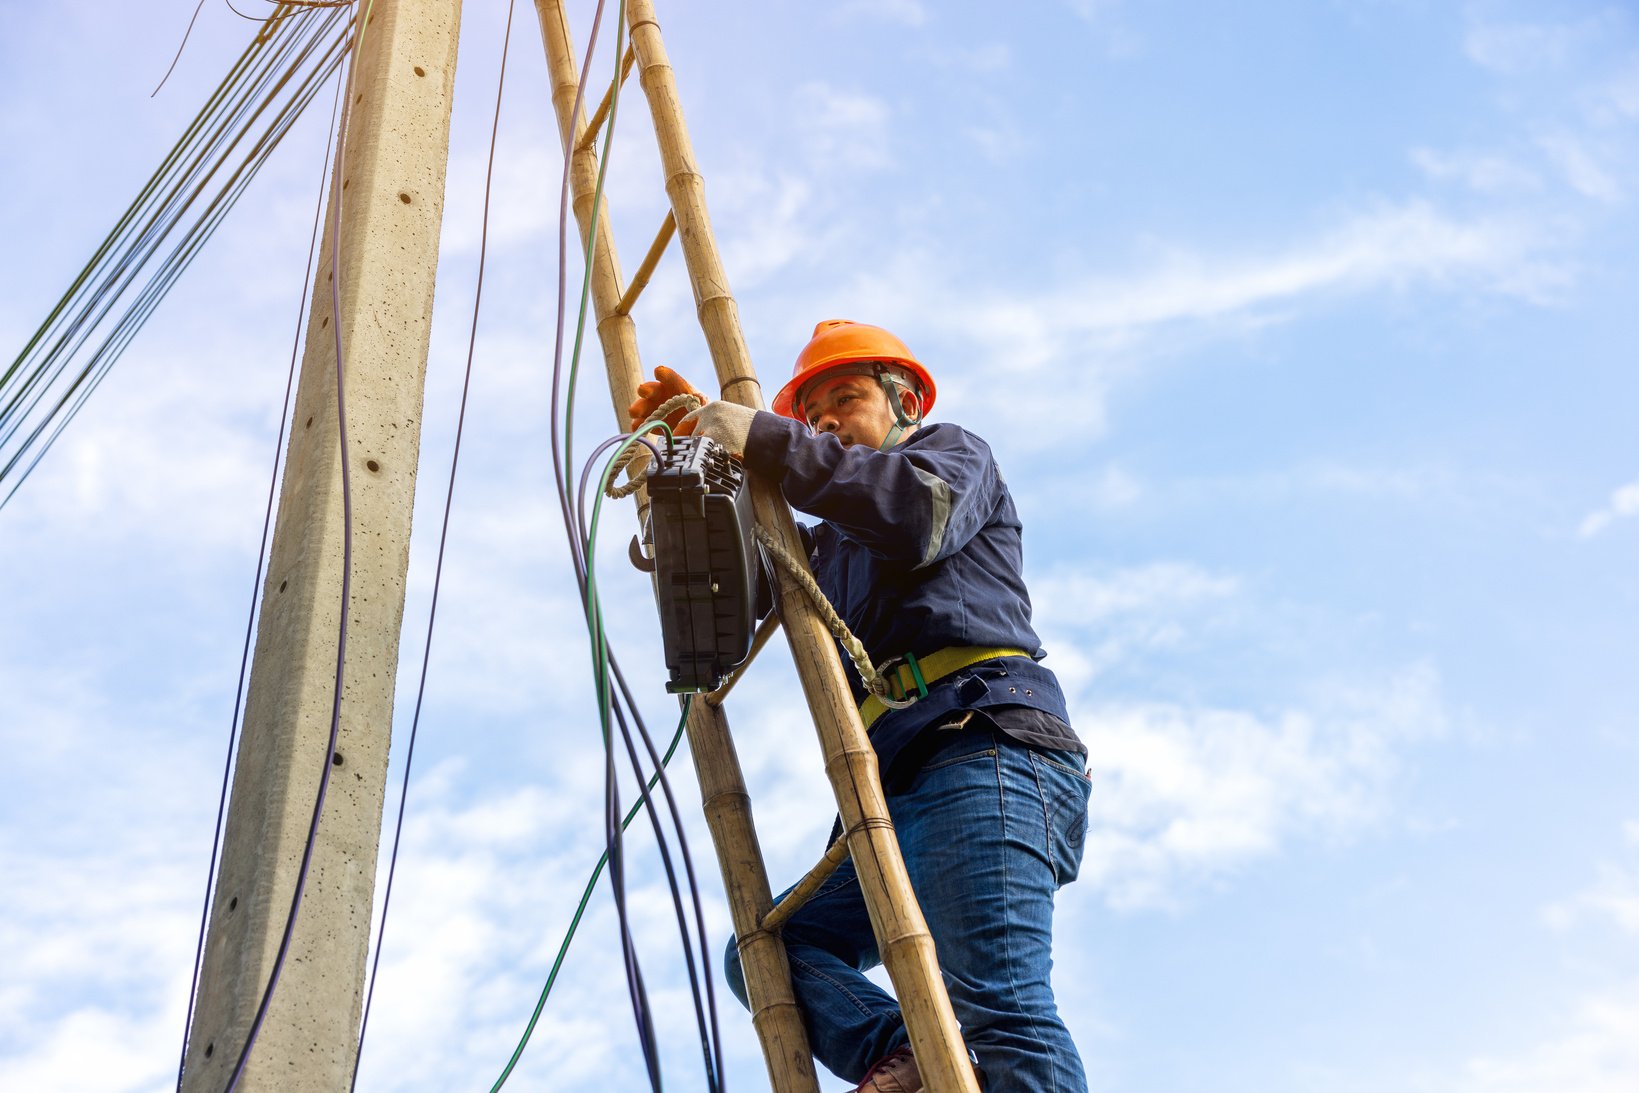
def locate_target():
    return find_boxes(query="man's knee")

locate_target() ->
[723,934,750,1009]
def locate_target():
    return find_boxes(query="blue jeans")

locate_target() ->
[726,728,1091,1091]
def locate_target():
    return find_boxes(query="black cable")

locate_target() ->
[572,434,725,1093]
[220,4,368,1088]
[536,2,726,1083]
[1,21,350,507]
[151,0,211,97]
[539,4,667,1084]
[1,23,350,508]
[1,4,350,510]
[172,52,346,1093]
[349,0,522,1084]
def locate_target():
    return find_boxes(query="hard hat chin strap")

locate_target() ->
[875,367,923,451]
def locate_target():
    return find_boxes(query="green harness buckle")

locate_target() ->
[885,651,930,703]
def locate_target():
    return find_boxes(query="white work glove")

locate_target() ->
[681,400,757,456]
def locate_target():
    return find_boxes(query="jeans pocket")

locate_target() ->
[1035,756,1091,887]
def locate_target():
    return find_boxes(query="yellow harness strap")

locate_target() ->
[858,646,1032,731]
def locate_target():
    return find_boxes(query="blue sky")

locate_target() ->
[3,1,1638,1090]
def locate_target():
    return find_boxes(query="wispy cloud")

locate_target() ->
[1456,977,1639,1093]
[1462,9,1618,75]
[1577,479,1639,538]
[1538,131,1624,203]
[1412,146,1542,194]
[1455,823,1639,1092]
[1546,821,1639,934]
[790,83,894,172]
[837,0,928,27]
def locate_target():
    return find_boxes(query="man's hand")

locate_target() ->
[628,366,706,434]
[681,401,757,456]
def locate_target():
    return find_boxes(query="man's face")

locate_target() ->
[802,373,915,449]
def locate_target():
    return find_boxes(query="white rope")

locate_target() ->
[606,391,704,499]
[753,527,916,710]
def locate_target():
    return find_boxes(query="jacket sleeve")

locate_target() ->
[744,414,1000,568]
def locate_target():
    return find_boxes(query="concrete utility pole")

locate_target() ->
[181,1,461,1088]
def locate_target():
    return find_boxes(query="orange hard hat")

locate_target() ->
[772,320,936,422]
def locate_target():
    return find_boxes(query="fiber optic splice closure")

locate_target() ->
[633,435,760,693]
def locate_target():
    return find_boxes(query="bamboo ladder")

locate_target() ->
[531,2,982,1090]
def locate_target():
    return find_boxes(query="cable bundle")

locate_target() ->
[0,3,353,511]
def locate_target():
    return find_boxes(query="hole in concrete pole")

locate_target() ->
[279,580,288,593]
[228,896,238,912]
[204,1043,214,1059]
[366,459,381,473]
[321,316,329,328]
[333,752,345,767]
[399,192,412,204]
[305,416,314,429]
[414,66,426,77]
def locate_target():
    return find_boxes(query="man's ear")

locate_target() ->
[899,386,923,422]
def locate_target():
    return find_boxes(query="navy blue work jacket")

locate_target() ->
[744,414,1074,776]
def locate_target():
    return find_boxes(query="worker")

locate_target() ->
[629,320,1091,1092]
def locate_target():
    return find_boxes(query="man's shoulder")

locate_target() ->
[907,421,991,454]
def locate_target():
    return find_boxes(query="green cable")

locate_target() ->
[560,0,628,501]
[491,0,653,1060]
[509,425,674,1090]
[488,648,689,1090]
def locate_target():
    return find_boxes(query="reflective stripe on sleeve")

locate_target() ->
[912,465,952,569]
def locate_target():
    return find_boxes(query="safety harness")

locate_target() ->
[857,646,1034,730]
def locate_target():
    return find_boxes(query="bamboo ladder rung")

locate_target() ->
[614,210,677,317]
[761,834,850,934]
[576,42,638,153]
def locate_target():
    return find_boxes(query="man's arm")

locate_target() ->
[744,415,1001,569]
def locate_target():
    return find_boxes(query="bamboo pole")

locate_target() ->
[532,4,820,1091]
[622,2,980,1089]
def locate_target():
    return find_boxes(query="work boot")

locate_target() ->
[855,1046,922,1092]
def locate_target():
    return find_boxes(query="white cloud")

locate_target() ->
[346,762,768,1091]
[1444,823,1639,1092]
[1030,562,1238,697]
[1455,978,1639,1093]
[963,121,1029,164]
[716,171,822,289]
[1033,563,1449,909]
[1036,562,1238,626]
[0,671,212,1091]
[1412,146,1542,194]
[1577,479,1639,538]
[1063,0,1142,56]
[1604,63,1639,120]
[1546,821,1639,934]
[1538,131,1624,203]
[837,0,928,27]
[933,43,1012,74]
[1074,664,1448,909]
[790,83,894,173]
[960,199,1551,370]
[1462,12,1611,75]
